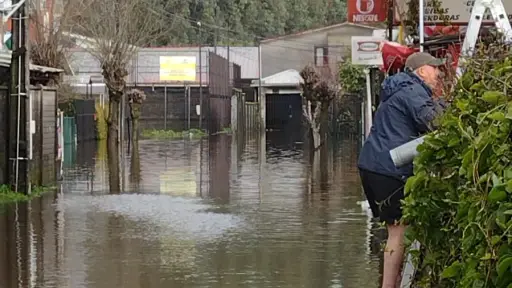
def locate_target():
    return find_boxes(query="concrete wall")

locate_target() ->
[261,25,376,77]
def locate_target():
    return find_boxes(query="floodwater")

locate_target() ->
[0,132,384,288]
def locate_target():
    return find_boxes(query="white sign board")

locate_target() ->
[372,29,400,41]
[394,0,512,24]
[351,36,383,66]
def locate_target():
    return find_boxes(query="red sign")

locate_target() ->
[348,0,388,23]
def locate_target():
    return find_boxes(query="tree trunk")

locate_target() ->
[310,143,330,193]
[130,140,141,191]
[107,90,121,193]
[130,103,141,144]
[312,126,321,149]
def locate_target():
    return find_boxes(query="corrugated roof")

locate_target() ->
[67,46,259,83]
[261,22,382,44]
[0,50,64,73]
[251,69,303,87]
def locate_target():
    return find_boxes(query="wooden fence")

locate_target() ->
[29,86,58,186]
[245,102,259,132]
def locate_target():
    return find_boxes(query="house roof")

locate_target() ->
[261,22,382,44]
[251,69,303,87]
[67,46,260,82]
[0,50,64,73]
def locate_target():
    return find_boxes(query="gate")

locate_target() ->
[330,93,363,138]
[74,99,96,142]
[265,93,303,130]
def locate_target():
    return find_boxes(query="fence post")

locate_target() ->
[188,85,191,131]
[231,90,237,133]
[164,84,167,130]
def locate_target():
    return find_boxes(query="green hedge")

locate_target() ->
[402,43,512,287]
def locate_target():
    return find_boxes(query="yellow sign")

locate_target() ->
[159,56,196,81]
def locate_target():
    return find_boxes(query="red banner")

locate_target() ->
[347,0,388,23]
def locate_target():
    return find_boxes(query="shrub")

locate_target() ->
[402,42,512,287]
[95,102,108,140]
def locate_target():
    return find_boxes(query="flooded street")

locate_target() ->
[0,133,383,288]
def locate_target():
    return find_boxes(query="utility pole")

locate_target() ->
[197,22,203,130]
[8,0,30,193]
[257,42,264,132]
[214,6,218,53]
[227,16,230,91]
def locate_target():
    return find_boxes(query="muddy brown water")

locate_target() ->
[0,132,384,288]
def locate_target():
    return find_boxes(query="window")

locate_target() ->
[314,47,329,66]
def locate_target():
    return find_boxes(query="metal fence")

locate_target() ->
[74,99,96,142]
[245,102,259,131]
[66,48,244,134]
[329,93,364,139]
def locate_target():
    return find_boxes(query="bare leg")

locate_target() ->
[381,223,406,288]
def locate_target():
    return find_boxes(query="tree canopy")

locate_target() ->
[153,0,348,46]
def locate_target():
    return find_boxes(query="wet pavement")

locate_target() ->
[0,132,383,288]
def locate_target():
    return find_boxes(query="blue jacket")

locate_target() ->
[357,72,446,180]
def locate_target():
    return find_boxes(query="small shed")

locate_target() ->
[250,69,303,96]
[0,50,64,186]
[251,69,304,131]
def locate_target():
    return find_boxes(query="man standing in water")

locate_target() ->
[358,52,446,288]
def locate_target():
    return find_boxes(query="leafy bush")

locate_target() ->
[0,185,54,204]
[95,102,108,140]
[402,43,512,287]
[338,60,365,94]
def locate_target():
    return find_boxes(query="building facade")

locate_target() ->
[261,22,380,77]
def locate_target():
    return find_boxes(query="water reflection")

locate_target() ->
[0,131,383,288]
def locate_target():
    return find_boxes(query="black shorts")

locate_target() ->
[359,169,405,225]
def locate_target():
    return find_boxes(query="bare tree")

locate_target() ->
[126,88,146,144]
[300,65,339,150]
[69,0,169,192]
[29,0,78,75]
[72,0,168,149]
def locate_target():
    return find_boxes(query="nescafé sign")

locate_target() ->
[394,0,512,24]
[348,0,388,23]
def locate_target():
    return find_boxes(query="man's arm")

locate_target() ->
[407,87,447,133]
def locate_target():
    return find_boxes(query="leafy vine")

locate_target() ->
[402,41,512,287]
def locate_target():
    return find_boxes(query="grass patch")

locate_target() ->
[0,185,55,204]
[141,128,207,139]
[220,127,232,134]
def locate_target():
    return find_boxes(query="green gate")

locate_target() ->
[63,116,76,145]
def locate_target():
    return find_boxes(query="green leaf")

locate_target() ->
[472,279,485,288]
[488,111,506,121]
[506,101,512,120]
[498,257,512,278]
[481,253,492,260]
[441,260,462,278]
[489,187,507,202]
[505,168,512,180]
[492,235,503,245]
[447,137,460,147]
[481,91,508,105]
[506,180,512,193]
[493,173,502,187]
